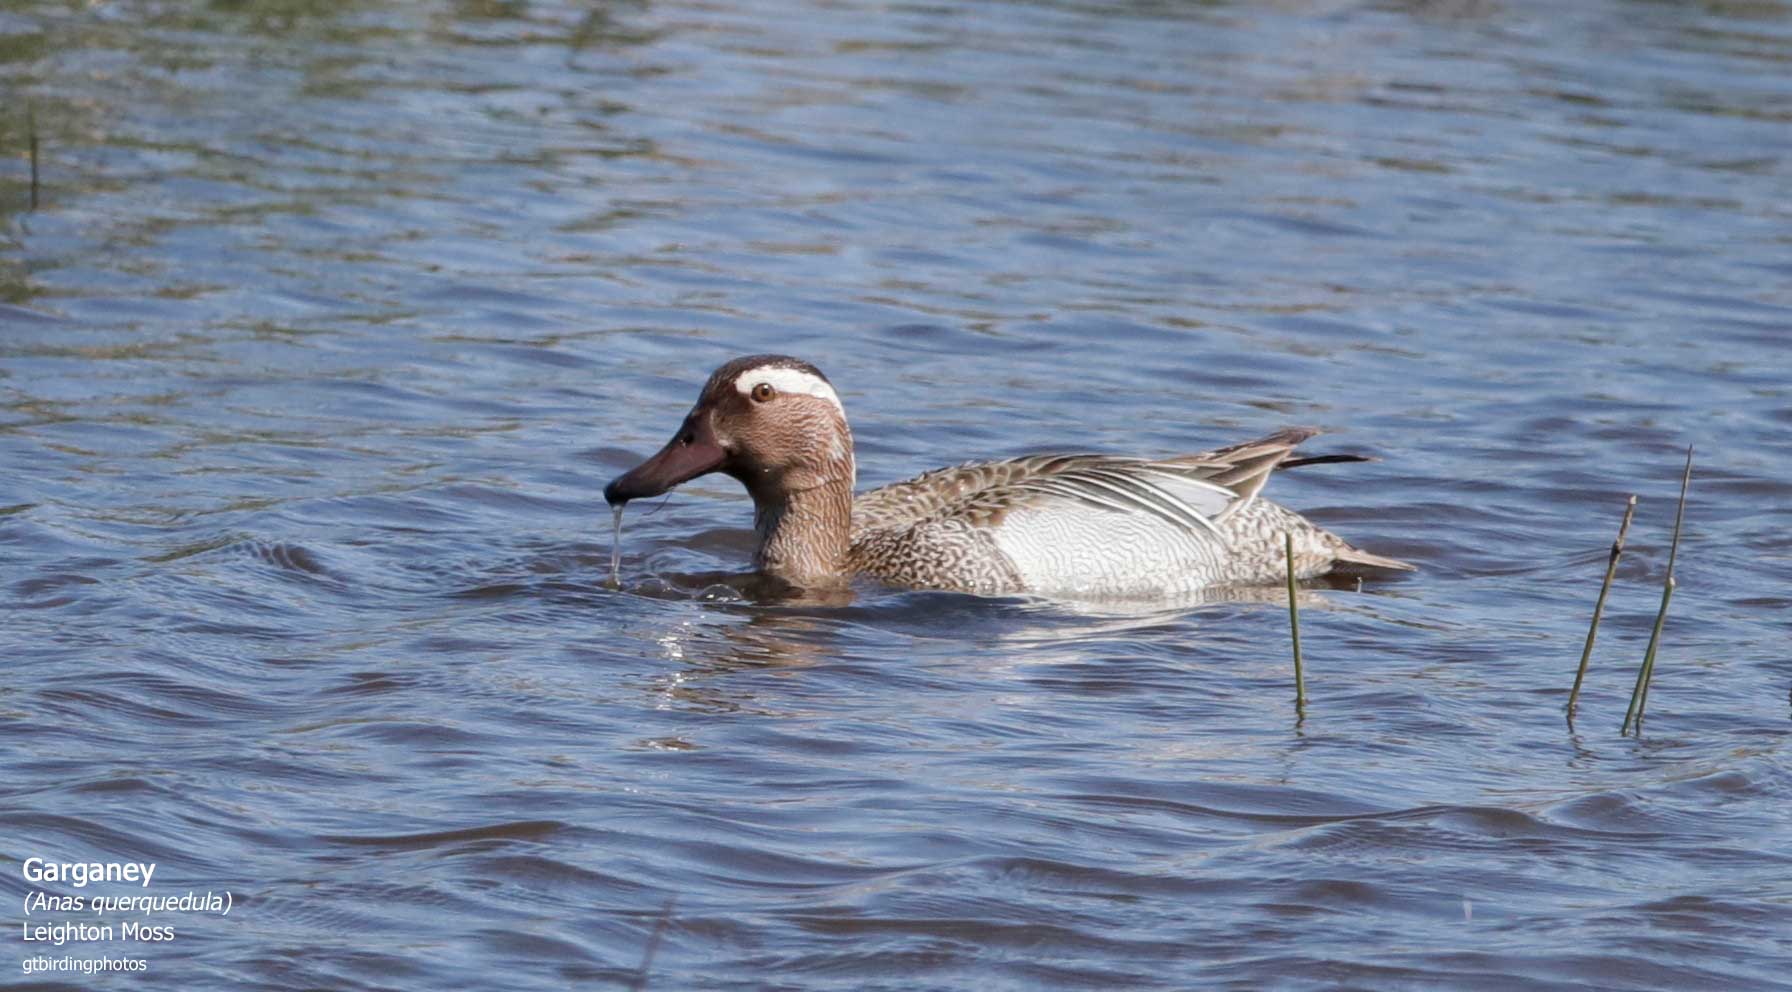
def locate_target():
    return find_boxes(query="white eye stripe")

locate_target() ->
[737,367,845,416]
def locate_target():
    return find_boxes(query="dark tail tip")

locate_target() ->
[1278,453,1376,471]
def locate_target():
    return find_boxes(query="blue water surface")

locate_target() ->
[2,1,1790,988]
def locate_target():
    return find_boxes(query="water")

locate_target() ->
[3,0,1790,988]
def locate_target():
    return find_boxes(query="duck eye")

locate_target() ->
[750,382,775,403]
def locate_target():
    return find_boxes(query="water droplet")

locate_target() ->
[610,504,625,588]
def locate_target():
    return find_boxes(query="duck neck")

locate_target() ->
[752,466,854,584]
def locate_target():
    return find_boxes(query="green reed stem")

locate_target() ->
[1628,577,1676,730]
[1567,494,1636,724]
[1623,446,1692,735]
[1285,531,1305,710]
[1637,447,1695,722]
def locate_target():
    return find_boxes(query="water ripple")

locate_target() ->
[4,0,1790,988]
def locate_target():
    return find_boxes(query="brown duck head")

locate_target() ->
[604,355,855,508]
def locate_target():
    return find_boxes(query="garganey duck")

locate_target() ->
[604,355,1413,598]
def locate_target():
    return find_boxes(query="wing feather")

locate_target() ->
[852,428,1322,544]
[1015,468,1228,541]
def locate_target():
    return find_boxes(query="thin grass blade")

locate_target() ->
[1568,495,1636,723]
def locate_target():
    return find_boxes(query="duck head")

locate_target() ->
[604,355,855,508]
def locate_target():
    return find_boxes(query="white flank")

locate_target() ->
[736,366,845,417]
[991,505,1230,597]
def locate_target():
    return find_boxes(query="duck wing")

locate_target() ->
[852,427,1320,541]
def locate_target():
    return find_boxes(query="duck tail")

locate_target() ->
[1334,546,1417,571]
[1174,426,1322,505]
